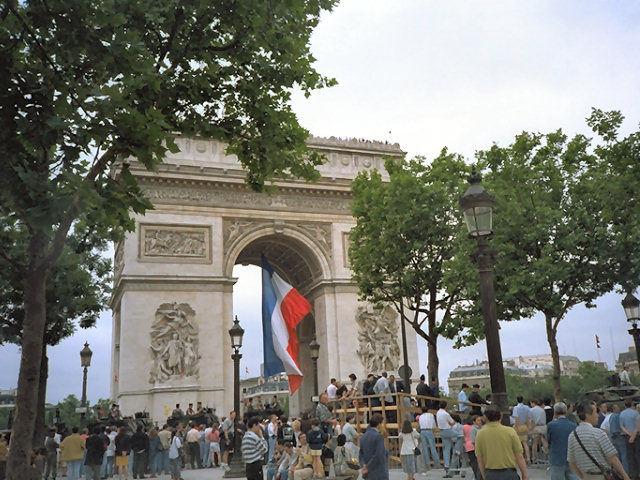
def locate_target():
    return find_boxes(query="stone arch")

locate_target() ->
[109,136,419,421]
[223,221,332,291]
[224,225,332,411]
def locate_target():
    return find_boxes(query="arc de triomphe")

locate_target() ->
[110,135,420,420]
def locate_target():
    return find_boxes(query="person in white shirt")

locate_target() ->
[436,401,457,473]
[373,372,391,406]
[326,379,338,400]
[527,399,548,463]
[168,430,182,480]
[620,366,631,386]
[418,406,440,470]
[268,415,279,461]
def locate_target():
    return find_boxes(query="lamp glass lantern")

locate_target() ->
[459,170,495,238]
[309,336,320,360]
[80,342,93,367]
[228,316,245,350]
[622,292,640,324]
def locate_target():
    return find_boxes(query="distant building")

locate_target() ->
[240,370,289,415]
[447,354,581,394]
[447,362,528,393]
[616,346,638,375]
[0,388,17,406]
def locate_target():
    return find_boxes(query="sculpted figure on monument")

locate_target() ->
[149,302,200,383]
[355,305,400,373]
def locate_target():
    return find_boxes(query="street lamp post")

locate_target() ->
[79,342,93,429]
[622,291,640,369]
[225,316,245,478]
[459,168,509,422]
[309,336,320,399]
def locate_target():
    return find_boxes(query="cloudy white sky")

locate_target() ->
[2,1,639,404]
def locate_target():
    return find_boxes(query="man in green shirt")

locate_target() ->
[475,406,529,480]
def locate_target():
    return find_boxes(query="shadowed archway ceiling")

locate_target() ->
[234,234,323,293]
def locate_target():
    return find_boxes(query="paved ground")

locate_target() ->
[172,463,551,480]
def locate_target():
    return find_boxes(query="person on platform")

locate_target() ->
[468,384,488,416]
[457,384,470,415]
[416,375,430,408]
[171,404,183,419]
[110,404,122,421]
[326,379,338,400]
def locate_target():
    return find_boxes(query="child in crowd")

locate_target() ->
[306,419,327,479]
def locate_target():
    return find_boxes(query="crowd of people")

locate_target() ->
[2,369,637,480]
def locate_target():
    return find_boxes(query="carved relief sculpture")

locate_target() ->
[149,302,200,383]
[144,229,206,257]
[356,305,401,373]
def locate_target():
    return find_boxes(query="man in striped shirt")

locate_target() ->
[567,401,629,480]
[242,417,269,480]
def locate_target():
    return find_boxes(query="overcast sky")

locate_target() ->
[1,1,639,404]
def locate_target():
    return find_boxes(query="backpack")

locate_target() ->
[281,424,294,442]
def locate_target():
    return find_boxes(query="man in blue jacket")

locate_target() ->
[359,414,388,480]
[546,402,579,480]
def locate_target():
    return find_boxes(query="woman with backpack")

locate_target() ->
[333,434,359,480]
[168,429,182,480]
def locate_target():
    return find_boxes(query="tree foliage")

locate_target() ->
[349,152,481,382]
[475,111,640,401]
[0,1,337,477]
[0,227,111,346]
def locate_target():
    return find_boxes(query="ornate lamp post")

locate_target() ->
[622,291,640,369]
[459,168,509,421]
[79,342,93,429]
[225,316,244,478]
[309,336,320,399]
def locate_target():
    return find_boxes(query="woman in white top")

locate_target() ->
[435,401,457,472]
[168,430,182,480]
[399,420,421,480]
[342,416,359,458]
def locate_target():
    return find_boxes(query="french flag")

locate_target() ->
[261,255,311,394]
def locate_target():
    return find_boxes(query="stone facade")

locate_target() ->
[110,136,420,422]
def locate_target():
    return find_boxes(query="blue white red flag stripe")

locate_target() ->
[261,255,311,394]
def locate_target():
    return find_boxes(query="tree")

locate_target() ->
[0,226,111,447]
[0,1,336,477]
[586,109,640,291]
[476,120,635,401]
[349,153,483,384]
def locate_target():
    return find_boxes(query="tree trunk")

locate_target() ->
[33,346,48,448]
[7,234,49,480]
[427,288,440,388]
[545,313,563,401]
